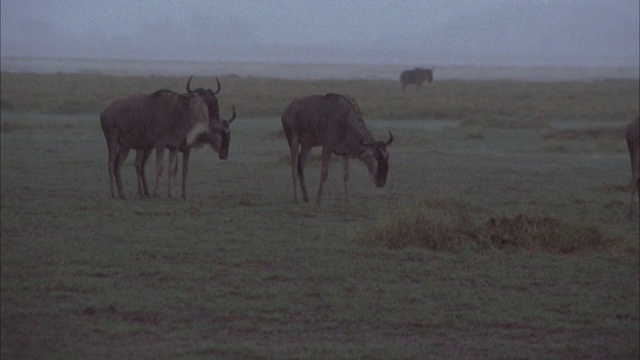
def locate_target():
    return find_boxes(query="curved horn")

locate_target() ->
[227,106,236,123]
[186,75,194,93]
[213,77,221,95]
[385,131,394,146]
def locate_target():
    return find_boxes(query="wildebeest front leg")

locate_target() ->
[343,156,350,203]
[153,146,165,197]
[316,146,332,204]
[181,150,191,200]
[167,149,178,199]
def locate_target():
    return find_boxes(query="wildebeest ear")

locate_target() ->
[360,138,377,148]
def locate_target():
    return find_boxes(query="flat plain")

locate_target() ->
[1,72,639,359]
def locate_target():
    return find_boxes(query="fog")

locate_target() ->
[1,0,639,67]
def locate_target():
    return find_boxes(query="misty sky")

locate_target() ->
[1,0,638,66]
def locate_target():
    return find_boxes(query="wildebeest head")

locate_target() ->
[186,76,222,124]
[424,68,434,83]
[214,106,236,160]
[361,131,393,187]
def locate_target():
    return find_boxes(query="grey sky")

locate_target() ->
[1,0,638,66]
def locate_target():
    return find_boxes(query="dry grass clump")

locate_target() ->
[357,200,624,254]
[357,198,474,251]
[480,215,613,253]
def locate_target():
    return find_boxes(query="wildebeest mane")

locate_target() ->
[324,93,374,145]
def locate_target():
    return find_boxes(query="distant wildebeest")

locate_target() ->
[131,76,234,199]
[100,90,211,199]
[281,93,393,204]
[625,117,639,219]
[400,67,434,91]
[135,106,236,200]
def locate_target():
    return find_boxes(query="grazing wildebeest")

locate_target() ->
[281,93,393,204]
[400,67,434,91]
[135,106,236,199]
[100,90,210,199]
[131,76,233,199]
[626,117,639,219]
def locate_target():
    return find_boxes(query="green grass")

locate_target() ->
[1,73,639,359]
[1,72,638,123]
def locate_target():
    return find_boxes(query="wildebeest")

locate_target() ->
[131,76,233,199]
[281,93,393,204]
[135,106,236,199]
[400,67,434,91]
[100,90,210,199]
[625,117,639,219]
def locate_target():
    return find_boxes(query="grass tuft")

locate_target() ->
[481,214,616,253]
[357,197,475,251]
[357,199,626,254]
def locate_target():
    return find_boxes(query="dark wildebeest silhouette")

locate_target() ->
[100,90,211,199]
[281,93,393,204]
[135,106,236,200]
[132,76,235,199]
[400,67,434,91]
[626,117,639,219]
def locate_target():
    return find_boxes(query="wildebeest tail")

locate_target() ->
[282,119,294,148]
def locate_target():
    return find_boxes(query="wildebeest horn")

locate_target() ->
[385,131,394,146]
[186,75,194,93]
[213,77,221,95]
[228,106,236,123]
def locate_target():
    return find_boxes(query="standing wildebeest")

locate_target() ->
[626,117,639,219]
[281,93,393,204]
[100,90,210,199]
[135,106,236,199]
[400,67,434,91]
[132,76,233,199]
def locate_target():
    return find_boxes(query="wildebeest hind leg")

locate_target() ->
[167,149,178,199]
[106,141,119,199]
[153,146,165,197]
[115,146,130,199]
[135,149,151,199]
[342,156,350,203]
[288,137,300,203]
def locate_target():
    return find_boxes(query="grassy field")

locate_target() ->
[1,73,639,359]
